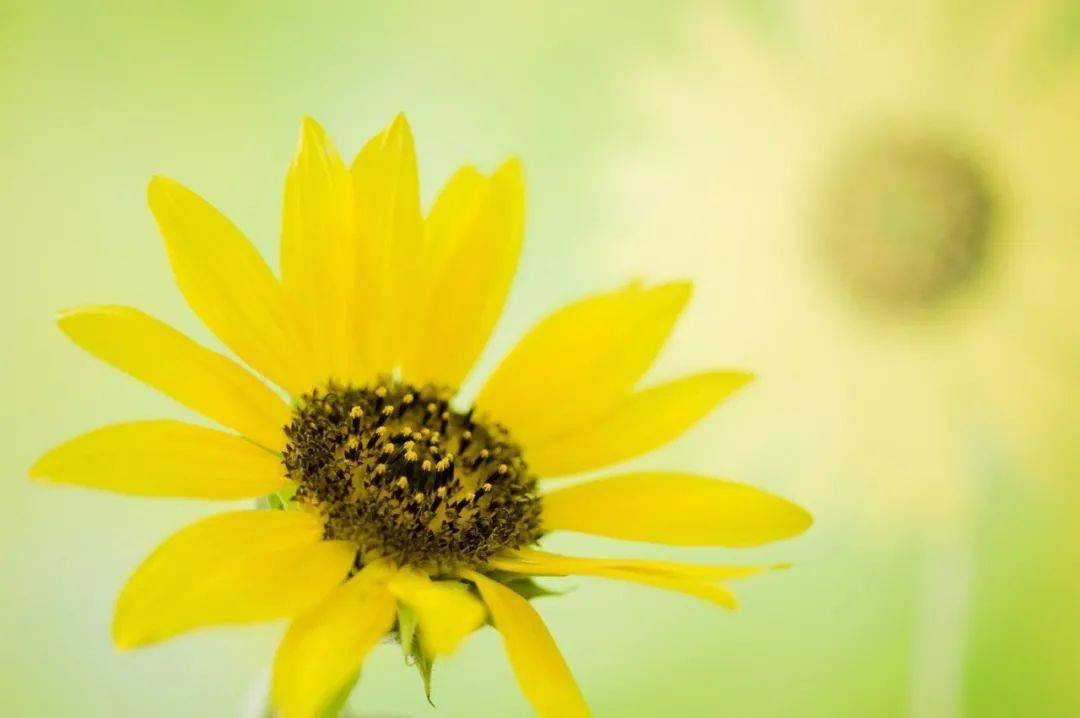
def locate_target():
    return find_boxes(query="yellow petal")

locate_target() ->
[280,117,354,386]
[272,565,397,718]
[476,282,691,446]
[541,472,812,547]
[349,113,423,374]
[418,165,486,271]
[491,548,781,610]
[464,571,589,718]
[495,547,775,581]
[386,569,486,657]
[529,371,753,477]
[147,176,308,396]
[29,420,287,499]
[402,159,525,389]
[58,306,290,449]
[114,510,356,649]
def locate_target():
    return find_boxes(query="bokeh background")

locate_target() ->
[5,0,1078,716]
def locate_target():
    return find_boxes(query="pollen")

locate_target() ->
[282,378,543,571]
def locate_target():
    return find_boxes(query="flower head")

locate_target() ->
[31,114,810,717]
[817,134,997,308]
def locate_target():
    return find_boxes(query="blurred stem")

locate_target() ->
[906,522,973,718]
[962,444,1080,715]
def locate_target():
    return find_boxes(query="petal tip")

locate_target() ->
[788,504,814,537]
[663,279,694,305]
[496,156,525,180]
[704,369,755,393]
[112,636,137,652]
[390,111,411,133]
[734,370,755,385]
[54,304,121,339]
[637,279,693,316]
[300,114,324,133]
[111,614,141,652]
[55,304,115,324]
[146,175,187,217]
[27,450,53,480]
[54,306,80,322]
[146,173,176,195]
[54,306,85,333]
[298,116,330,150]
[378,112,415,150]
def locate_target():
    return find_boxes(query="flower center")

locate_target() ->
[282,379,543,572]
[818,136,996,308]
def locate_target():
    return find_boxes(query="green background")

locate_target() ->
[5,1,1077,716]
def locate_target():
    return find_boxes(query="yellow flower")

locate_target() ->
[603,0,1080,534]
[30,114,811,718]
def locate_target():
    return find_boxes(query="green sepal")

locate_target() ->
[412,643,435,706]
[490,572,567,602]
[470,573,568,629]
[395,603,435,705]
[266,482,299,510]
[397,603,418,657]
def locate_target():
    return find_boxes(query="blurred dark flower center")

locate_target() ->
[282,378,543,572]
[818,136,996,308]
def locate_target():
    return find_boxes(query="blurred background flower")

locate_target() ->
[599,0,1080,714]
[6,0,1079,716]
[601,0,1080,536]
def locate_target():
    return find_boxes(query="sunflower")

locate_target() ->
[30,114,811,718]
[602,0,1080,534]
